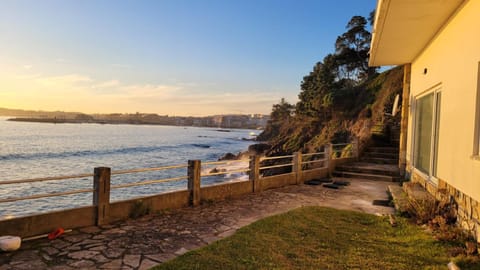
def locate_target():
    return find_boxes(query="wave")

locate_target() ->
[190,143,211,148]
[0,146,168,161]
[0,143,214,161]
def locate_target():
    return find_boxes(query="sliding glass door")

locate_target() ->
[413,90,441,184]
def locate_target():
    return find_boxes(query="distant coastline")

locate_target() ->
[6,117,264,130]
[8,117,109,125]
[1,107,269,130]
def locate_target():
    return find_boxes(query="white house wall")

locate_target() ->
[407,0,480,202]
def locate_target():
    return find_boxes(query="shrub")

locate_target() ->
[404,182,454,225]
[129,200,151,219]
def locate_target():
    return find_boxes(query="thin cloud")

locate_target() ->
[0,71,287,115]
[35,74,92,88]
[111,64,132,69]
[152,89,285,115]
[91,80,121,89]
[122,84,181,97]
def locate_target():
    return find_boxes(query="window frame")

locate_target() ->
[472,62,480,159]
[411,86,442,185]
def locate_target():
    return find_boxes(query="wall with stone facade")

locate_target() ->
[411,170,480,243]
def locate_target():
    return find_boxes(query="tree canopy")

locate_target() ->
[295,12,377,118]
[270,98,294,122]
[258,10,405,157]
[335,15,373,81]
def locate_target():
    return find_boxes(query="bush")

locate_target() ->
[404,182,454,224]
[404,184,480,258]
[129,200,151,219]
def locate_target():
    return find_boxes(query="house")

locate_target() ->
[369,0,480,241]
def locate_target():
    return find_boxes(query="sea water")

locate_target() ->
[0,117,257,219]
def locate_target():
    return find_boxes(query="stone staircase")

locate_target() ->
[361,146,399,164]
[333,116,402,182]
[333,139,401,182]
[333,162,400,182]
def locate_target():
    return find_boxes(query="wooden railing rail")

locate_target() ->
[0,137,360,225]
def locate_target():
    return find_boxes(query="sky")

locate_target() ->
[0,0,376,116]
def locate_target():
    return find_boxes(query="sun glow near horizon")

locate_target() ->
[0,66,291,116]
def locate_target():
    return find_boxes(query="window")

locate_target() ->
[432,92,441,176]
[413,89,441,183]
[473,62,480,157]
[414,93,434,174]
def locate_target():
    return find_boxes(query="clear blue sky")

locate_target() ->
[0,0,376,116]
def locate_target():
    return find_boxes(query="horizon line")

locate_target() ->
[0,106,271,118]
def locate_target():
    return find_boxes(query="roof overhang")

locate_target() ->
[369,0,465,66]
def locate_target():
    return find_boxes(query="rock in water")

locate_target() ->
[219,153,237,161]
[210,168,227,174]
[248,143,271,155]
[191,144,210,148]
[0,235,21,251]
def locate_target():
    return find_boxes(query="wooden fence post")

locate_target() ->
[93,167,111,226]
[325,144,333,175]
[188,160,201,206]
[293,152,302,184]
[352,137,360,159]
[249,155,261,193]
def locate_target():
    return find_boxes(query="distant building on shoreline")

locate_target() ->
[0,107,269,129]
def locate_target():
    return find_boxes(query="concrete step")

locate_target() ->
[332,171,395,182]
[363,152,398,159]
[336,164,400,177]
[403,182,435,202]
[387,185,409,214]
[361,157,398,164]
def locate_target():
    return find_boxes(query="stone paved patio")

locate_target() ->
[0,178,395,270]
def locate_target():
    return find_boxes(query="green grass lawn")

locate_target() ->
[152,207,479,270]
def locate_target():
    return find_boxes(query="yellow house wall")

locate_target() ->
[407,0,480,202]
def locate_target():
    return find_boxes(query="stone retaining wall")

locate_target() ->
[0,157,339,238]
[411,170,480,244]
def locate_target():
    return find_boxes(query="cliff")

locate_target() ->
[258,66,404,156]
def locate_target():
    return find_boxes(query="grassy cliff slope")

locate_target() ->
[258,66,404,156]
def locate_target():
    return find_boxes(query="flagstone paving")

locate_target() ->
[0,178,395,269]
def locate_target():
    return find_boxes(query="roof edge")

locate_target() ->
[369,0,391,67]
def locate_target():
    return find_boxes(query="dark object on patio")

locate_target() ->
[312,178,333,183]
[323,183,341,189]
[305,178,332,185]
[372,199,391,207]
[332,180,350,186]
[305,180,322,185]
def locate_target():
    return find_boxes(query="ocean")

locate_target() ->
[0,117,257,219]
